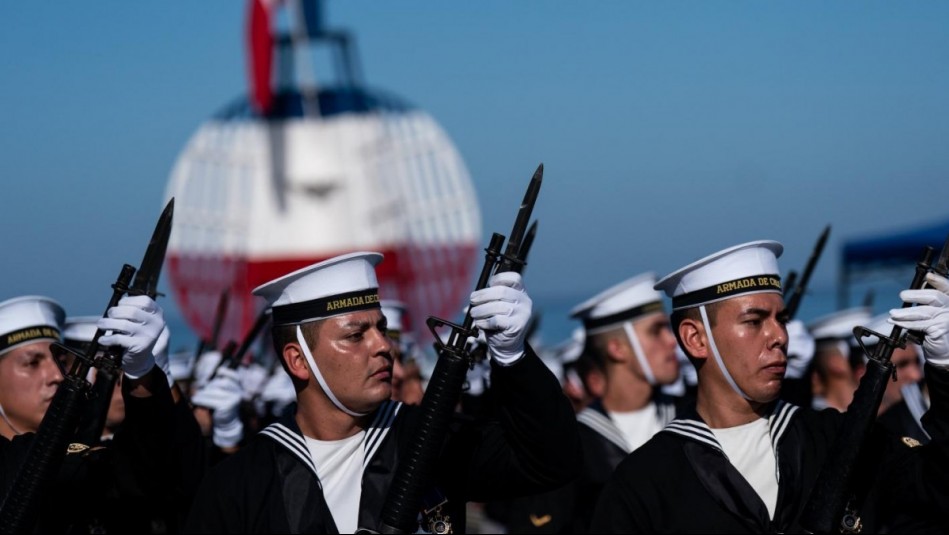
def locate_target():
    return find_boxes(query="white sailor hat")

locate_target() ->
[0,296,66,356]
[63,316,100,345]
[380,300,407,339]
[570,272,665,332]
[252,252,383,326]
[654,240,784,311]
[808,307,873,341]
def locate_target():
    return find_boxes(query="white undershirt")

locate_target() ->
[609,402,662,452]
[710,418,779,519]
[305,431,366,534]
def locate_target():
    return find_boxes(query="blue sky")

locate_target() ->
[2,2,949,344]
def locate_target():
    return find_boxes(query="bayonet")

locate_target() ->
[513,220,538,275]
[786,225,831,320]
[496,163,542,274]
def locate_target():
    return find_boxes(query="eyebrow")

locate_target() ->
[739,308,771,317]
[340,320,372,329]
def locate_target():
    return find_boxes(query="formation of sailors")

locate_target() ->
[1,236,947,533]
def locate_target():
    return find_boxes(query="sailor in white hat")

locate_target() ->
[186,251,581,534]
[594,240,949,533]
[0,296,66,438]
[0,292,179,533]
[806,307,873,411]
[547,273,679,530]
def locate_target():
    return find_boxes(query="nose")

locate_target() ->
[771,319,789,350]
[46,356,64,386]
[373,328,394,358]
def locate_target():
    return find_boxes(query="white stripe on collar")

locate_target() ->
[661,400,800,458]
[577,408,631,453]
[260,423,321,482]
[260,400,405,479]
[362,400,403,469]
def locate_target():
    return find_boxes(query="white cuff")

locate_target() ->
[123,355,156,380]
[490,347,525,366]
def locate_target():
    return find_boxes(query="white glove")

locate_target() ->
[97,295,165,379]
[889,272,949,367]
[785,320,816,380]
[192,367,244,448]
[238,363,269,401]
[469,272,532,365]
[260,369,296,417]
[193,350,223,390]
[152,325,174,387]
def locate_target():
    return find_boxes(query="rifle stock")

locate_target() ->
[376,165,543,534]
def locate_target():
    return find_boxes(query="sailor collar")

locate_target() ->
[260,399,403,482]
[661,400,800,459]
[577,398,676,454]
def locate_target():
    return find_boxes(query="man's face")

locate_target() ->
[0,341,63,436]
[709,293,788,403]
[311,309,394,414]
[631,312,679,384]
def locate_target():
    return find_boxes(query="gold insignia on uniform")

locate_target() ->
[67,443,90,454]
[902,436,922,448]
[529,514,552,527]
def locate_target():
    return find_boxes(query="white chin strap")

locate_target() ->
[622,322,656,386]
[295,325,368,417]
[0,402,22,436]
[700,305,751,401]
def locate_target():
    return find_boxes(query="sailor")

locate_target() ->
[185,252,580,533]
[560,273,680,530]
[380,300,424,405]
[592,240,949,533]
[0,294,179,533]
[805,306,873,411]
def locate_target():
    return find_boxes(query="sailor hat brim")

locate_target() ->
[571,272,665,332]
[63,316,102,345]
[0,296,66,356]
[253,252,383,325]
[808,307,873,341]
[654,240,784,311]
[380,300,408,334]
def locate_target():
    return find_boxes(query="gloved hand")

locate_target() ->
[191,367,244,448]
[889,272,949,367]
[238,363,269,401]
[785,320,816,380]
[97,295,166,379]
[193,350,223,391]
[260,369,296,418]
[152,325,174,387]
[469,271,532,365]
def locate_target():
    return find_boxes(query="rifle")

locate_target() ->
[0,199,174,534]
[209,308,273,380]
[376,164,543,534]
[785,225,830,320]
[195,290,230,358]
[800,232,949,533]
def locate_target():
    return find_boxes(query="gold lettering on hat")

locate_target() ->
[716,277,758,295]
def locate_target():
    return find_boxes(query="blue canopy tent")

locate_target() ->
[839,218,949,307]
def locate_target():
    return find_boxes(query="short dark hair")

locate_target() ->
[271,320,322,374]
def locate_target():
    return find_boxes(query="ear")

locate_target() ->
[679,317,710,362]
[604,335,631,364]
[282,343,311,382]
